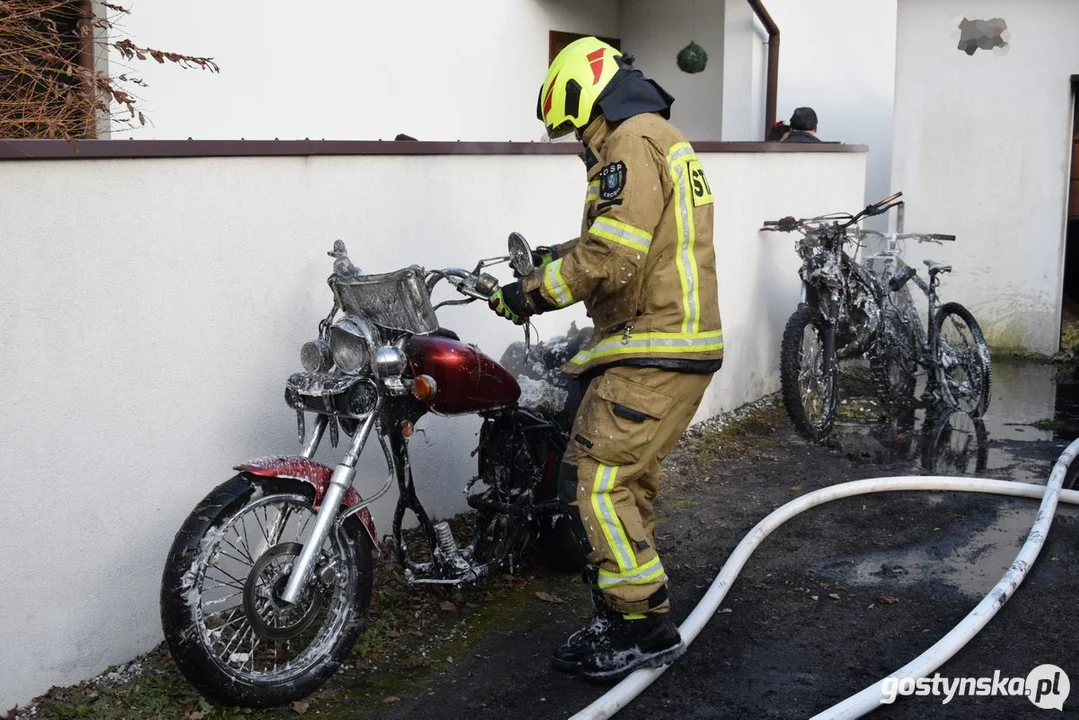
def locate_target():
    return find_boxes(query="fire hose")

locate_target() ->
[569,438,1079,719]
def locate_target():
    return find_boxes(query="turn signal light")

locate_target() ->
[400,421,414,438]
[412,374,437,402]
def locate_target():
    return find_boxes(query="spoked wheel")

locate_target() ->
[871,286,922,409]
[933,302,992,416]
[781,305,839,441]
[921,407,989,475]
[469,496,554,575]
[160,475,373,708]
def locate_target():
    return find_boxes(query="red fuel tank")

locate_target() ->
[406,335,521,415]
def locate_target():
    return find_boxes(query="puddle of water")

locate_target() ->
[824,358,1079,597]
[836,508,1028,598]
[838,357,1079,483]
[980,359,1057,442]
[833,501,1077,599]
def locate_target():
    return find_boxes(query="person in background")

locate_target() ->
[781,107,821,143]
[766,120,790,142]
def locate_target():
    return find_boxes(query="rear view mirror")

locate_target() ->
[508,232,534,277]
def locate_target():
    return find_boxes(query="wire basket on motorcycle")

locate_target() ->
[330,265,441,335]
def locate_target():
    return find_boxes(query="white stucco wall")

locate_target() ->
[756,0,899,214]
[0,147,863,708]
[109,0,619,141]
[695,150,868,419]
[721,0,760,141]
[891,0,1078,354]
[615,0,726,142]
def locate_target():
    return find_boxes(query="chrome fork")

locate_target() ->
[280,399,382,605]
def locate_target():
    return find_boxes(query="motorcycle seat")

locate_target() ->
[430,327,461,341]
[924,259,952,275]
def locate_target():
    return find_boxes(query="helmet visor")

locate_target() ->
[546,120,577,140]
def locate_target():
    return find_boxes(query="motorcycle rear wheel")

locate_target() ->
[160,474,373,708]
[538,513,589,573]
[870,286,921,409]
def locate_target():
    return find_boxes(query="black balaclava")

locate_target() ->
[594,55,675,122]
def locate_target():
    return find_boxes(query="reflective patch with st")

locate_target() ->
[687,159,713,207]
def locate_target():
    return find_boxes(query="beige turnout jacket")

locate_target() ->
[523,112,723,376]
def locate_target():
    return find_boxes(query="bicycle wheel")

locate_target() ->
[933,302,992,416]
[921,407,989,476]
[780,305,838,441]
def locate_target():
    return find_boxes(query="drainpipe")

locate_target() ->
[746,0,780,136]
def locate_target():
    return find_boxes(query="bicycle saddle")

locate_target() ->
[924,259,952,275]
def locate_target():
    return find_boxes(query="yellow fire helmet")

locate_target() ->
[538,36,625,139]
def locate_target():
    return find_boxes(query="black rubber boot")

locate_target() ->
[552,565,616,674]
[551,606,619,673]
[578,612,685,682]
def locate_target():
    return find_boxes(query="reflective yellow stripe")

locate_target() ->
[668,141,695,165]
[598,555,666,589]
[590,464,637,572]
[668,142,702,334]
[586,179,600,203]
[589,217,653,254]
[568,330,724,365]
[542,257,574,308]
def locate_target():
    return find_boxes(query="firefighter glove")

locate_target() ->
[489,282,530,325]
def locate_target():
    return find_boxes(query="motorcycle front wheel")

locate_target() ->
[780,304,839,442]
[160,474,373,708]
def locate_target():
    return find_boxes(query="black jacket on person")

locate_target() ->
[781,130,821,143]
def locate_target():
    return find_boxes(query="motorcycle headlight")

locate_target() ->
[301,339,334,373]
[329,316,376,374]
[374,346,407,378]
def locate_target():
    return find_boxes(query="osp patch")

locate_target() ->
[599,161,626,200]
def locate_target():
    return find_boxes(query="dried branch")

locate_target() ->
[0,0,219,140]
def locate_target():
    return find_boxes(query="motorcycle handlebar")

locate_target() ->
[759,216,800,233]
[427,267,497,301]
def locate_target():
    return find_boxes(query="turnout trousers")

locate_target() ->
[560,364,712,615]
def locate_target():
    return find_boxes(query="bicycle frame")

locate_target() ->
[856,222,956,405]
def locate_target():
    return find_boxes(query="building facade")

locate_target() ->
[891,0,1079,354]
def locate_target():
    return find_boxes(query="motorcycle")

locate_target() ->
[159,233,590,708]
[761,192,904,442]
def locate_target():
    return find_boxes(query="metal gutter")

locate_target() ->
[747,0,780,135]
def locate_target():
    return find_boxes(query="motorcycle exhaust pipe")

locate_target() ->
[280,399,382,605]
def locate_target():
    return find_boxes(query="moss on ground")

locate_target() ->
[11,519,585,720]
[1031,417,1079,435]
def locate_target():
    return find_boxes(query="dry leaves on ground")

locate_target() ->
[536,591,565,604]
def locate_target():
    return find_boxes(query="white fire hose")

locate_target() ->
[569,438,1079,719]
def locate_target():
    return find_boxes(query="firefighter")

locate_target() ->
[488,37,724,681]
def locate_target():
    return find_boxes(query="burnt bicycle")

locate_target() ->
[853,224,992,417]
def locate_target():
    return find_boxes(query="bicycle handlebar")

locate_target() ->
[849,229,957,244]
